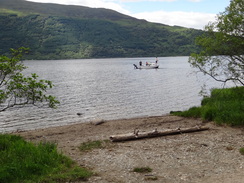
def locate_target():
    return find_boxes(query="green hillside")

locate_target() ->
[0,0,203,59]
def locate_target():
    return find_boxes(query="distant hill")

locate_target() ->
[0,0,203,59]
[0,0,135,20]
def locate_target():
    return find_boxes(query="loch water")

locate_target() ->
[0,57,223,133]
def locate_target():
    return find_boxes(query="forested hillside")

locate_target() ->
[0,0,203,59]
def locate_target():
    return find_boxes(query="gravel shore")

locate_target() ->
[15,115,244,183]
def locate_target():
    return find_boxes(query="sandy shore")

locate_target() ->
[15,115,244,183]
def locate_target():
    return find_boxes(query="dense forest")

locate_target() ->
[0,0,203,59]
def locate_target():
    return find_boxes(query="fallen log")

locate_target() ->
[109,126,209,142]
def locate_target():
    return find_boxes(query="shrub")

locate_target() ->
[173,87,244,126]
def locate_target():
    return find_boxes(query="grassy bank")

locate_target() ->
[172,87,244,126]
[0,134,93,183]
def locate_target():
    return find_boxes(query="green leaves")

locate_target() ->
[0,47,59,111]
[189,0,244,86]
[217,0,244,37]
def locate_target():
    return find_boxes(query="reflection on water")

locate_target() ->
[0,57,222,133]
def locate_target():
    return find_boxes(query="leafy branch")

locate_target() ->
[189,0,244,87]
[0,47,59,112]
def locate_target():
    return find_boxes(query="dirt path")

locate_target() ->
[15,115,244,183]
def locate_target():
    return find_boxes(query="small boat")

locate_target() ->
[133,63,159,69]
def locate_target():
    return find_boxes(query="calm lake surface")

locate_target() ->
[0,57,222,133]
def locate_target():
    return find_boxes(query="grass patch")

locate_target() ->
[240,147,244,155]
[133,167,152,173]
[0,134,93,183]
[145,175,158,181]
[79,140,111,152]
[172,87,244,126]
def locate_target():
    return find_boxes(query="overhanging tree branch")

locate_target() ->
[189,0,244,87]
[0,47,59,112]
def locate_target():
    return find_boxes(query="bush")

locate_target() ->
[173,87,244,126]
[0,134,93,182]
[201,106,218,121]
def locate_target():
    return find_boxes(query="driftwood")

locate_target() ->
[110,126,209,142]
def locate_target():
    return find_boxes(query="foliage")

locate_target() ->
[0,134,93,182]
[0,0,203,59]
[171,107,202,118]
[172,87,244,126]
[189,0,244,86]
[0,47,59,111]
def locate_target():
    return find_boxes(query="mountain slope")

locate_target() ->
[0,0,203,59]
[0,0,136,21]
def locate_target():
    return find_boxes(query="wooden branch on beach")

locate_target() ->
[110,126,209,142]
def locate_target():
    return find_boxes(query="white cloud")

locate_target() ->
[132,11,216,29]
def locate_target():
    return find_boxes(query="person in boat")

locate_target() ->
[146,62,148,66]
[156,57,158,64]
[139,61,142,66]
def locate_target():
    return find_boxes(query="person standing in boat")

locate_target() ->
[156,57,158,64]
[139,61,142,66]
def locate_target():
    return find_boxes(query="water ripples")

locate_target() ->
[0,57,222,133]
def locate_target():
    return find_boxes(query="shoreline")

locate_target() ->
[5,114,168,134]
[15,115,244,183]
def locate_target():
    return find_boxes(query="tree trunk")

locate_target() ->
[110,126,209,142]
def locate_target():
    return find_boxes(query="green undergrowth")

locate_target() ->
[79,140,111,152]
[171,87,244,126]
[0,134,93,183]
